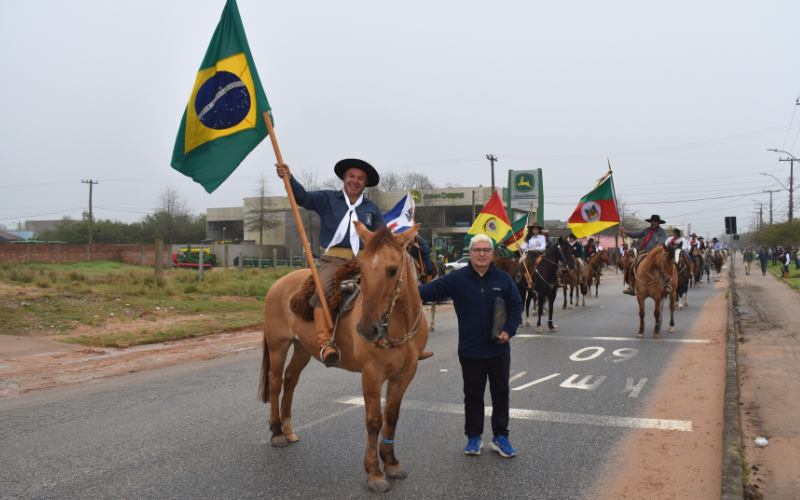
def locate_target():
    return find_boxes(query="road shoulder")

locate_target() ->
[735,259,800,498]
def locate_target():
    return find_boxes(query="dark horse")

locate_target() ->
[691,248,704,287]
[672,247,693,310]
[533,238,575,333]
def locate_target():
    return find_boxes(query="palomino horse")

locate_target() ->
[410,250,439,331]
[632,245,677,338]
[586,250,610,297]
[690,248,704,287]
[532,238,575,333]
[258,223,428,493]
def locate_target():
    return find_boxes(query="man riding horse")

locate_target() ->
[276,159,431,364]
[568,233,586,280]
[407,234,433,282]
[619,214,669,296]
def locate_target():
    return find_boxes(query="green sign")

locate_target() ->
[411,190,421,202]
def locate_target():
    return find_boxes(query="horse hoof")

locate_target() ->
[384,466,408,479]
[525,320,531,327]
[368,479,391,493]
[271,436,289,448]
[562,306,567,310]
[549,328,557,333]
[285,433,299,443]
[568,305,573,310]
[636,333,644,339]
[668,327,675,333]
[653,333,660,339]
[677,305,682,310]
[536,327,543,333]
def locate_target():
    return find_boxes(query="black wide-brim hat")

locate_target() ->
[645,214,666,224]
[334,159,380,188]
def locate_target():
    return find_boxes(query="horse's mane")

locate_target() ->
[362,226,400,256]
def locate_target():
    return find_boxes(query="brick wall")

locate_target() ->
[0,244,170,267]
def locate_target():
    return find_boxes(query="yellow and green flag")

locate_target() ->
[502,213,529,251]
[464,191,513,247]
[171,0,271,193]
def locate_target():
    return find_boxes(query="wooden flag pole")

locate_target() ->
[263,111,334,329]
[509,206,533,288]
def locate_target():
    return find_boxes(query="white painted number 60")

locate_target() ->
[569,347,605,361]
[612,348,639,363]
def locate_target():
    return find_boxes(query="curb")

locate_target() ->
[720,266,744,499]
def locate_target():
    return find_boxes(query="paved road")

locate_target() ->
[0,272,725,499]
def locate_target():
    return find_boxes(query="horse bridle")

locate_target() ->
[589,249,608,274]
[535,243,571,291]
[635,247,673,291]
[374,249,423,350]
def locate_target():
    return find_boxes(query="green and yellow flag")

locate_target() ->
[464,191,513,247]
[502,213,529,251]
[171,0,271,193]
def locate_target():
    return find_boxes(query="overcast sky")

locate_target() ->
[3,0,799,237]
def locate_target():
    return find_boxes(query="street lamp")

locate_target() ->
[766,148,796,222]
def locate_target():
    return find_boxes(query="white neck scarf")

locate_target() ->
[326,190,363,257]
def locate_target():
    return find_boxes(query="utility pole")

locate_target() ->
[763,190,779,225]
[81,180,98,244]
[777,157,795,222]
[486,154,498,193]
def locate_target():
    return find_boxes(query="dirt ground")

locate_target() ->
[735,260,800,499]
[596,270,729,500]
[0,304,449,399]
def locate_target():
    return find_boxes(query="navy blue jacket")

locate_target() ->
[290,176,385,250]
[418,261,523,358]
[570,241,583,258]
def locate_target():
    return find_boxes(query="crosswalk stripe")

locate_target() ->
[338,397,692,432]
[515,334,710,343]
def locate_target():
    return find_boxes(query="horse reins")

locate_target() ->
[535,243,570,292]
[374,249,424,350]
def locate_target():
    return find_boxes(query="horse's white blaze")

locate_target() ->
[371,254,379,269]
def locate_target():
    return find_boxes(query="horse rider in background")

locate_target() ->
[407,234,433,282]
[568,233,586,279]
[688,233,700,251]
[665,228,690,265]
[711,237,723,251]
[696,236,706,251]
[619,214,669,296]
[584,238,598,262]
[518,221,546,256]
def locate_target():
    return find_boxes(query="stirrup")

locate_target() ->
[320,343,341,367]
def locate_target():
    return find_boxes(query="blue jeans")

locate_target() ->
[761,261,768,274]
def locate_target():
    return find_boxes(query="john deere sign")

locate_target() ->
[514,172,535,192]
[507,168,544,221]
[411,190,421,202]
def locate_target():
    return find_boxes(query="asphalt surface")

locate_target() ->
[0,272,725,500]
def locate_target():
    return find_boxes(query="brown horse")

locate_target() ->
[632,245,677,338]
[258,222,428,493]
[494,254,543,327]
[691,248,704,287]
[673,249,693,310]
[410,249,439,331]
[586,249,610,297]
[559,263,586,309]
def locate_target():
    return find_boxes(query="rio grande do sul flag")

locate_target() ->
[465,191,513,247]
[171,0,272,194]
[567,173,620,238]
[502,212,529,251]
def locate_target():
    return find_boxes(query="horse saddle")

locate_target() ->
[289,259,362,322]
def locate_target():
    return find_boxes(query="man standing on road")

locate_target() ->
[417,234,523,458]
[743,246,754,276]
[619,214,669,295]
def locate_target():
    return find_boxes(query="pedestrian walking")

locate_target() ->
[783,248,792,280]
[757,246,769,276]
[417,234,523,458]
[771,246,778,266]
[743,246,754,275]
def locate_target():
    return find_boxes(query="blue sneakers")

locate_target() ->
[490,435,517,457]
[464,437,483,455]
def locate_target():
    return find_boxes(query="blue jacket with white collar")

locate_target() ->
[289,176,385,250]
[418,261,523,358]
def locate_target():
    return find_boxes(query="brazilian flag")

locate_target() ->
[171,0,271,193]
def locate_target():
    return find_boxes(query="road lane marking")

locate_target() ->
[624,377,648,397]
[508,371,527,383]
[338,397,692,432]
[516,334,710,344]
[511,373,560,391]
[560,374,607,391]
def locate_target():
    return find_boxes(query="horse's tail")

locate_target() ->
[257,331,270,404]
